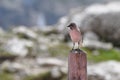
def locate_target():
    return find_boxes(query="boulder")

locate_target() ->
[88,61,120,80]
[0,27,5,35]
[36,57,66,67]
[0,57,67,80]
[12,26,37,39]
[3,38,34,57]
[1,61,25,73]
[83,31,99,41]
[1,57,120,80]
[57,2,120,46]
[83,31,113,50]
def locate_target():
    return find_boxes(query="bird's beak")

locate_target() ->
[67,24,71,27]
[67,26,70,27]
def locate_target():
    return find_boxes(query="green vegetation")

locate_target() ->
[0,72,13,80]
[82,48,120,62]
[48,43,70,57]
[48,43,120,62]
[24,71,66,80]
[24,71,51,80]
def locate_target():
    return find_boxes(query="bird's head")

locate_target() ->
[67,23,77,30]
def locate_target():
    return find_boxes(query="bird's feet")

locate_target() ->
[71,48,81,53]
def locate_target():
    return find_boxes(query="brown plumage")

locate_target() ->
[67,23,82,49]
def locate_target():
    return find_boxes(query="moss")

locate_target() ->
[17,33,30,39]
[0,72,13,80]
[48,43,70,57]
[24,71,51,80]
[82,48,120,62]
[24,70,67,80]
[48,43,120,62]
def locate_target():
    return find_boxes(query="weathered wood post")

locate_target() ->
[68,49,87,80]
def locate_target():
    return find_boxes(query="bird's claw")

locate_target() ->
[71,48,81,53]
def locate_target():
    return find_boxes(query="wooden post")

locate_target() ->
[68,49,87,80]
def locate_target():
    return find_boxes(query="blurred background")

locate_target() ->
[0,0,120,80]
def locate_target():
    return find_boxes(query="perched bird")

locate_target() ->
[67,23,82,49]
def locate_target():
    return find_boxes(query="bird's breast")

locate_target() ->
[69,30,81,42]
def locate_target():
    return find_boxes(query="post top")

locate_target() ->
[70,49,83,53]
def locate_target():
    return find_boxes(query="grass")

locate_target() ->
[48,43,70,57]
[24,70,66,80]
[24,71,51,80]
[82,48,120,62]
[48,43,120,62]
[0,72,13,80]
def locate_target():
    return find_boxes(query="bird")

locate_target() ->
[67,23,82,50]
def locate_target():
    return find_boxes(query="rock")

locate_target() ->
[50,66,67,79]
[84,2,120,46]
[2,57,120,80]
[83,40,113,50]
[88,75,105,80]
[88,61,120,80]
[38,35,60,47]
[0,57,67,80]
[83,31,113,50]
[56,16,68,32]
[39,44,48,51]
[83,31,99,41]
[60,66,68,74]
[40,26,59,34]
[0,28,6,44]
[0,27,5,35]
[58,2,120,46]
[3,38,34,57]
[36,57,66,67]
[38,36,50,44]
[51,67,61,78]
[12,26,37,39]
[1,61,25,73]
[0,56,17,63]
[0,58,51,77]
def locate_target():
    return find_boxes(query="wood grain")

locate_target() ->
[68,49,87,80]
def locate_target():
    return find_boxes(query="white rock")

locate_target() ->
[88,61,120,80]
[83,40,113,50]
[38,36,59,47]
[85,2,120,14]
[0,27,5,35]
[57,2,120,46]
[13,26,37,39]
[57,16,68,32]
[1,61,25,73]
[39,44,48,51]
[38,36,50,44]
[36,58,65,67]
[4,38,34,57]
[39,26,55,32]
[83,31,113,50]
[51,67,61,78]
[60,66,68,74]
[83,31,99,41]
